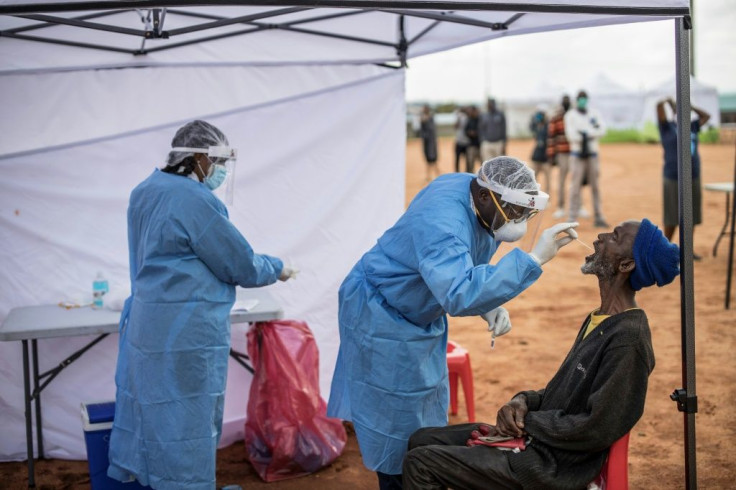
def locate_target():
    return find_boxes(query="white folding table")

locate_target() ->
[704,182,734,257]
[0,288,283,488]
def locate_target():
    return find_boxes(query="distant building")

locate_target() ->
[720,93,736,125]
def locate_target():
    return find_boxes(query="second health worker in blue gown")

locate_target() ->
[107,120,296,490]
[327,156,579,488]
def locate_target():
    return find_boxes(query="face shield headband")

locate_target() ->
[171,146,238,205]
[476,176,549,224]
[171,146,238,164]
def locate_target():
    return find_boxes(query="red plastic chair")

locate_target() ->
[592,432,630,490]
[447,340,475,422]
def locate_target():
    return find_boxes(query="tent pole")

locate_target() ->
[671,15,698,490]
[726,141,736,309]
[690,0,695,76]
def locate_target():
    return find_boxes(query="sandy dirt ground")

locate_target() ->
[2,139,735,489]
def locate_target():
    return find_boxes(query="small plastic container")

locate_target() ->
[92,273,109,309]
[81,401,145,489]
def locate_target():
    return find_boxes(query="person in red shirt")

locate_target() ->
[546,95,572,219]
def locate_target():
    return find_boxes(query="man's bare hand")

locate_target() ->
[495,395,528,437]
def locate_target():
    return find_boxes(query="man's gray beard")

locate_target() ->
[581,255,616,279]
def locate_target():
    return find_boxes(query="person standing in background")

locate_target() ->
[530,106,550,194]
[547,95,572,219]
[657,97,710,258]
[454,106,470,173]
[565,90,608,228]
[465,105,482,174]
[479,98,507,162]
[420,104,439,182]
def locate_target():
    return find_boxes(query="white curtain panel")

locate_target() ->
[0,64,406,460]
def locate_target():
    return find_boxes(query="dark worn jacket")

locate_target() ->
[509,309,655,490]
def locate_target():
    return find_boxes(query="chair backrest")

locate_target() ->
[598,432,630,490]
[447,340,467,358]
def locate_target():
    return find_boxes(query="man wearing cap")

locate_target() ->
[403,219,679,490]
[328,156,579,489]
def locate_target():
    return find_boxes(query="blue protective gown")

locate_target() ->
[108,169,282,490]
[327,173,542,475]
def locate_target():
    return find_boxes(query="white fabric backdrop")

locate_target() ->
[0,64,406,460]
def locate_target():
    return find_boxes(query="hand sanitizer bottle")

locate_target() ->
[93,272,109,309]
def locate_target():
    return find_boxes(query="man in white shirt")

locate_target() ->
[564,90,608,228]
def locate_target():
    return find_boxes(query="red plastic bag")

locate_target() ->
[245,320,347,482]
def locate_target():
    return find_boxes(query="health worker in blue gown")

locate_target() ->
[327,156,579,490]
[108,120,296,490]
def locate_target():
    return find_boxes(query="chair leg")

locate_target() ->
[604,432,630,490]
[460,355,475,422]
[449,371,459,415]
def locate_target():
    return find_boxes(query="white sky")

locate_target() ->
[405,0,736,103]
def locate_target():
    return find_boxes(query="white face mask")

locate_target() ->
[493,220,527,242]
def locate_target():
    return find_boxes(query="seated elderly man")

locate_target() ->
[403,219,680,490]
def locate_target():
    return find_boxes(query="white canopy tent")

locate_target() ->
[0,1,699,488]
[641,74,721,129]
[584,72,648,130]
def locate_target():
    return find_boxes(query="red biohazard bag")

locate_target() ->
[244,320,347,482]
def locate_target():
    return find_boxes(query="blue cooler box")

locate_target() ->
[81,401,146,490]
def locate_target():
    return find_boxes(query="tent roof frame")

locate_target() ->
[1,5,526,57]
[0,1,690,16]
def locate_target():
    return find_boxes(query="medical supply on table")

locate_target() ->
[576,239,594,251]
[92,272,109,309]
[58,301,93,310]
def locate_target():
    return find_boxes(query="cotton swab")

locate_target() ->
[576,239,593,251]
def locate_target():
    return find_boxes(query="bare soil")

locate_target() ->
[2,139,735,489]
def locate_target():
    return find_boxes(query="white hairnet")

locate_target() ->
[477,156,538,194]
[166,120,229,168]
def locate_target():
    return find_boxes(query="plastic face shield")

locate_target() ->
[171,146,238,205]
[491,188,549,223]
[478,177,549,251]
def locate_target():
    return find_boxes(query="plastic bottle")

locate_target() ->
[92,272,109,309]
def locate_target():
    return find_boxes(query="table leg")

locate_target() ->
[713,193,731,257]
[32,339,44,459]
[22,340,36,488]
[229,348,254,374]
